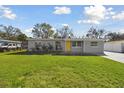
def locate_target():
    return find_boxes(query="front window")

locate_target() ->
[56,41,62,50]
[72,41,81,47]
[72,41,76,47]
[91,42,98,46]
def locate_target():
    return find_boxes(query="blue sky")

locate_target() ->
[0,5,124,37]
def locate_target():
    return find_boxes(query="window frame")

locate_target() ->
[90,42,98,46]
[72,41,82,47]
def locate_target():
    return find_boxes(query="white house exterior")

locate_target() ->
[27,38,104,55]
[104,40,124,53]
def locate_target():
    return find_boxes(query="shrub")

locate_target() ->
[47,43,53,51]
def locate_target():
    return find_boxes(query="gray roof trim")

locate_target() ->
[0,39,22,43]
[27,38,104,41]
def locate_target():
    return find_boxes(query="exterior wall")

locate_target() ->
[71,41,83,54]
[83,41,104,54]
[28,40,34,51]
[28,40,56,51]
[71,47,83,54]
[28,40,65,51]
[27,39,104,55]
[58,40,65,51]
[104,41,124,52]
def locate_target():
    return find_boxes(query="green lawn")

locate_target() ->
[0,51,124,88]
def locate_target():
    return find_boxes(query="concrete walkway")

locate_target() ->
[102,51,124,63]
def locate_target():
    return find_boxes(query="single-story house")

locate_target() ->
[27,38,104,55]
[104,40,124,53]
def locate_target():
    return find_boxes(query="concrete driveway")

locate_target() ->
[103,51,124,63]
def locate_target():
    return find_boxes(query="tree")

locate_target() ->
[0,32,6,39]
[54,31,59,38]
[54,25,74,39]
[17,34,27,41]
[86,27,98,38]
[0,25,23,40]
[98,29,106,39]
[106,32,124,41]
[86,26,106,39]
[0,25,27,41]
[32,23,54,39]
[0,25,6,39]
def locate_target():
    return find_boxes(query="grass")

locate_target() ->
[0,51,124,88]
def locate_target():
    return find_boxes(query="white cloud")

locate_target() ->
[118,29,124,33]
[53,7,71,15]
[24,28,33,37]
[77,20,100,24]
[109,11,115,15]
[82,20,100,24]
[62,24,69,27]
[78,5,115,24]
[112,11,124,20]
[25,28,33,33]
[51,27,56,31]
[77,20,82,24]
[0,5,16,20]
[84,5,106,21]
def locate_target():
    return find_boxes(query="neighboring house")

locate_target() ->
[104,40,124,53]
[27,38,104,55]
[0,39,22,51]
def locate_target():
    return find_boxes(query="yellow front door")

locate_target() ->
[65,40,71,52]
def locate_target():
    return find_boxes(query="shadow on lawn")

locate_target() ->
[6,51,106,56]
